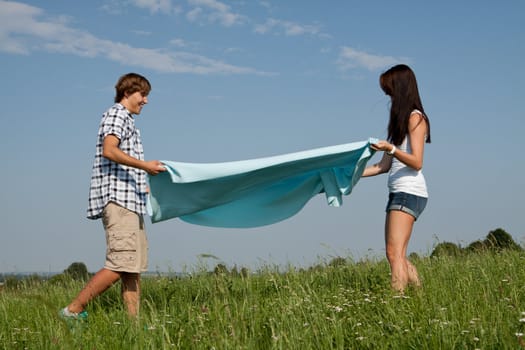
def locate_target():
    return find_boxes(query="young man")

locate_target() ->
[61,73,166,319]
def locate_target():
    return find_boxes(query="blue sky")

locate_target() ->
[1,0,523,273]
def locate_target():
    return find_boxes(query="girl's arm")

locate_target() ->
[362,152,392,177]
[370,112,428,171]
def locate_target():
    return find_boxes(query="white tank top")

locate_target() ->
[387,111,428,198]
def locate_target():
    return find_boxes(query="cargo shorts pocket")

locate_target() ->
[106,231,137,264]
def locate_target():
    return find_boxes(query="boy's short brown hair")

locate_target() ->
[114,73,151,103]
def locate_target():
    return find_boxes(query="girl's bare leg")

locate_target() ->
[385,210,418,292]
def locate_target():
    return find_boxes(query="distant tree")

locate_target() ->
[64,262,89,281]
[25,273,43,286]
[230,265,239,277]
[4,275,20,290]
[466,240,487,253]
[48,273,72,286]
[430,242,463,258]
[328,256,347,268]
[240,267,249,278]
[485,228,522,251]
[213,263,228,275]
[408,252,421,261]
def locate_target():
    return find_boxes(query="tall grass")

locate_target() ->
[1,251,524,349]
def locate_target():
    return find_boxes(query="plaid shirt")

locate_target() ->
[87,103,147,219]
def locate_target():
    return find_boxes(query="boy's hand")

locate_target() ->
[144,161,166,176]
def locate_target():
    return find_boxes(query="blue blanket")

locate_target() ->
[147,138,376,227]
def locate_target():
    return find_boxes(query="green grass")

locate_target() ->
[1,251,525,349]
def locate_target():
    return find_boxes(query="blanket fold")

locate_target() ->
[147,138,376,227]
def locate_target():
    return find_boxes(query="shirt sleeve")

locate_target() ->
[101,109,127,140]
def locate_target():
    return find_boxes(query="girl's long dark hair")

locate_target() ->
[380,64,431,145]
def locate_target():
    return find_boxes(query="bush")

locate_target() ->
[64,262,89,281]
[466,240,486,253]
[485,228,522,251]
[430,242,463,258]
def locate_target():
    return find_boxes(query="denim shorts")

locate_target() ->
[386,192,428,220]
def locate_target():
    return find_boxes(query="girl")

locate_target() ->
[363,64,431,292]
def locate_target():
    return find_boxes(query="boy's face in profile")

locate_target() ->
[122,91,148,115]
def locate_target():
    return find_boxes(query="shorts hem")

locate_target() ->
[386,205,419,220]
[103,265,146,274]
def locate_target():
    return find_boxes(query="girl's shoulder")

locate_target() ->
[409,109,428,132]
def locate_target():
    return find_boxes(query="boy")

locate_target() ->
[61,73,166,319]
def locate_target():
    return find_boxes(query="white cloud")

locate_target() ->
[254,18,323,37]
[170,38,187,47]
[187,0,246,26]
[224,47,243,54]
[259,1,271,10]
[337,47,408,71]
[102,0,183,15]
[0,1,270,75]
[132,30,152,36]
[130,0,174,14]
[186,7,202,22]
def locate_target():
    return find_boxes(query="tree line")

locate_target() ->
[1,228,521,289]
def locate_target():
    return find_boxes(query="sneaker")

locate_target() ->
[59,307,88,321]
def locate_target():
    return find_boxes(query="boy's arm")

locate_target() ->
[102,135,165,175]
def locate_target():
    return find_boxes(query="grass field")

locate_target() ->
[1,250,525,349]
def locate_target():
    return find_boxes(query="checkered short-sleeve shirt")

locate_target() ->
[87,103,147,219]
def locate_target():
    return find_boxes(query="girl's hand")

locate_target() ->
[370,140,395,153]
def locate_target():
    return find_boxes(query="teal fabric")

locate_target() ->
[147,138,376,227]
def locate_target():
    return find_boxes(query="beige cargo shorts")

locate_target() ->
[102,202,148,273]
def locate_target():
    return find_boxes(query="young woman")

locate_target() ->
[363,64,431,292]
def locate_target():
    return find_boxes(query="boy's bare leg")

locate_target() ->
[67,268,121,313]
[121,272,141,318]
